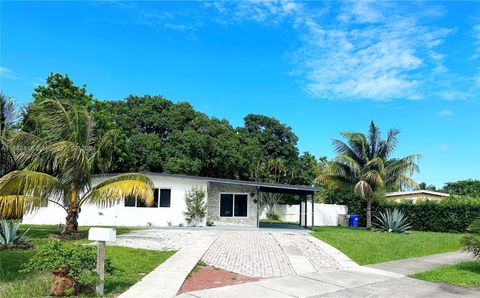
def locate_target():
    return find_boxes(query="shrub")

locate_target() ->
[22,241,112,295]
[374,208,411,233]
[184,186,207,225]
[266,212,280,221]
[355,199,480,232]
[0,220,32,249]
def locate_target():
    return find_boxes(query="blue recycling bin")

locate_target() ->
[349,214,359,228]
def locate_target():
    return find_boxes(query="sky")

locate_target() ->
[1,1,479,187]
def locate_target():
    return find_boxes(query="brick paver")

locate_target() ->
[202,232,295,277]
[275,233,342,272]
[110,229,199,251]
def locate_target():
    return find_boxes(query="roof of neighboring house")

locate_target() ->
[94,172,321,195]
[385,190,450,197]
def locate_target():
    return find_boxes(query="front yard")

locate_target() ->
[311,226,464,265]
[412,260,480,289]
[0,225,174,297]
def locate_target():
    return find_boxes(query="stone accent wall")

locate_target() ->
[207,182,258,226]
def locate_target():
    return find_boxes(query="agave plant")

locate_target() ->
[0,219,31,247]
[374,208,411,233]
[463,218,480,259]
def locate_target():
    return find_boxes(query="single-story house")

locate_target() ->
[385,190,450,203]
[22,172,320,227]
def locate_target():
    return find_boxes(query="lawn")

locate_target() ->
[412,260,480,288]
[311,226,464,265]
[0,225,174,297]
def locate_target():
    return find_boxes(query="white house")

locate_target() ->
[22,172,320,227]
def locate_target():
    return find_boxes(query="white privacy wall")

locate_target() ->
[260,203,347,226]
[300,203,348,226]
[22,175,208,227]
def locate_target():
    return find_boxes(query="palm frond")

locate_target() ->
[354,180,373,198]
[368,121,380,159]
[342,132,369,163]
[332,139,362,164]
[48,141,90,189]
[0,195,45,219]
[30,99,74,143]
[0,170,63,199]
[86,180,154,208]
[88,129,121,172]
[377,128,400,159]
[10,132,52,170]
[365,157,385,173]
[362,170,384,188]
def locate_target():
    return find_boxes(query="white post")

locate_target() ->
[96,241,106,295]
[88,228,116,296]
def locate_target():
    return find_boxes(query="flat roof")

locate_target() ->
[95,172,321,195]
[385,190,450,197]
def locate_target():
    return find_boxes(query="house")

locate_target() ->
[22,172,320,227]
[385,190,450,203]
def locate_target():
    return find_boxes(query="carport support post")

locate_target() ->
[304,194,307,229]
[311,192,315,228]
[256,187,260,228]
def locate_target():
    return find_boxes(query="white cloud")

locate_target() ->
[437,109,452,116]
[207,1,455,101]
[0,66,18,79]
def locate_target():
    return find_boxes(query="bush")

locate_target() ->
[266,212,280,221]
[357,199,480,232]
[184,186,207,225]
[22,241,113,294]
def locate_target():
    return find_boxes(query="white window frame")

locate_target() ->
[219,192,249,218]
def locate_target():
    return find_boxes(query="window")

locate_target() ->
[125,189,159,207]
[220,194,248,217]
[124,195,136,207]
[234,194,248,217]
[159,189,171,207]
[220,194,234,217]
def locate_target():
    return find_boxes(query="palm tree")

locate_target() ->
[0,99,154,236]
[0,92,18,177]
[318,122,420,229]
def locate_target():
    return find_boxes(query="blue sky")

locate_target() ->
[1,1,479,187]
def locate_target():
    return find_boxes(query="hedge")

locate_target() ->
[353,199,480,233]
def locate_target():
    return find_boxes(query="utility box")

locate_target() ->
[338,214,349,227]
[88,228,116,242]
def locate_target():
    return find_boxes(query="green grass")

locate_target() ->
[412,260,480,288]
[311,226,464,265]
[0,225,173,297]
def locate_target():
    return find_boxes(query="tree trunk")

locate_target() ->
[366,199,372,230]
[62,208,80,237]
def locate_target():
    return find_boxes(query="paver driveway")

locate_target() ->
[202,231,349,277]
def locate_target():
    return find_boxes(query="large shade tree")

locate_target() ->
[318,122,420,229]
[0,98,154,236]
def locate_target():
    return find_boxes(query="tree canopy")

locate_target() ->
[21,73,319,186]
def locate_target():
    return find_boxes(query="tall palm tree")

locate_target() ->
[0,92,18,176]
[318,122,420,229]
[0,99,154,236]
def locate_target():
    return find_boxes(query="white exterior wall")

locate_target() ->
[22,175,208,227]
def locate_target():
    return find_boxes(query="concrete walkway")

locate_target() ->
[119,232,218,298]
[177,251,479,298]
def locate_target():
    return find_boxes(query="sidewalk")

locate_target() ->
[177,251,478,298]
[119,232,218,298]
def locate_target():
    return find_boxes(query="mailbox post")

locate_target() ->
[88,228,116,295]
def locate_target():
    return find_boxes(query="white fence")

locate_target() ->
[260,203,348,226]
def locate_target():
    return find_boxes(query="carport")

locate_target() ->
[253,183,320,229]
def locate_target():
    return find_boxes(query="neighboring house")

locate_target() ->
[22,172,319,227]
[385,190,450,203]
